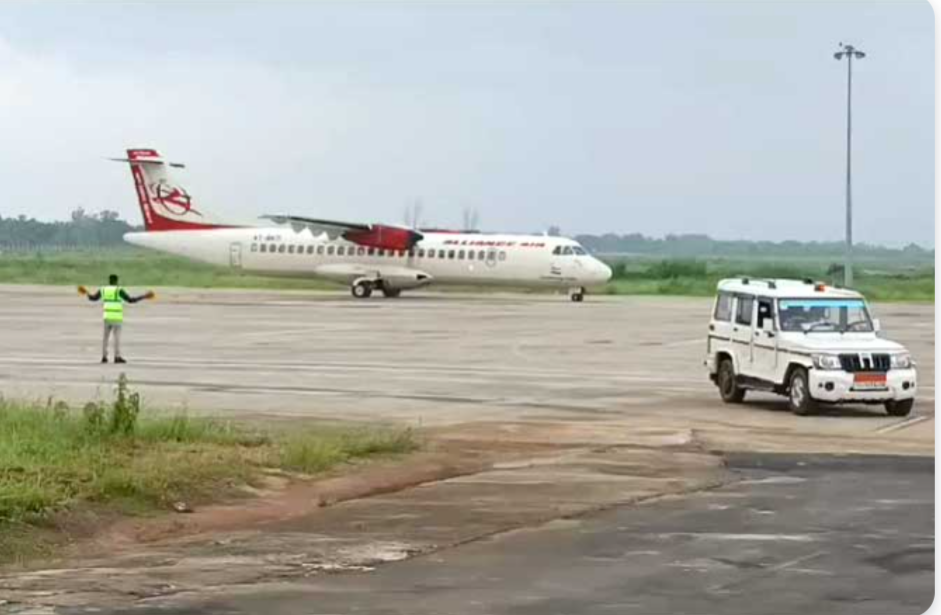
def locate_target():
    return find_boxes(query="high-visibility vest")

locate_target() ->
[101,286,124,323]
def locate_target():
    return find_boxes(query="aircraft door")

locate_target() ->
[229,242,242,269]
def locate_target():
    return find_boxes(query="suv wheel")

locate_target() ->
[788,367,815,416]
[885,399,914,417]
[717,358,745,403]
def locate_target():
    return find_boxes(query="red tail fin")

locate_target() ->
[122,148,232,231]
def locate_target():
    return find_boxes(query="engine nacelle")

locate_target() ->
[343,225,422,252]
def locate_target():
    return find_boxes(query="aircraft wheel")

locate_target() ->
[382,287,402,298]
[352,281,373,299]
[570,288,586,302]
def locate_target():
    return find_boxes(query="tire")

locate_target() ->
[788,367,815,416]
[717,358,746,403]
[382,287,402,298]
[885,399,914,417]
[351,282,373,299]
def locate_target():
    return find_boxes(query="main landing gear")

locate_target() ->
[569,287,587,303]
[351,279,402,299]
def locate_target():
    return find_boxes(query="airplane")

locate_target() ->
[115,148,612,301]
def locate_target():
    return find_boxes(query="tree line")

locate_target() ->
[576,232,933,261]
[0,209,138,249]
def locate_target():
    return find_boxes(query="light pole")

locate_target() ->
[834,42,865,287]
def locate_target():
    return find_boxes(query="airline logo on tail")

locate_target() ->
[121,148,230,232]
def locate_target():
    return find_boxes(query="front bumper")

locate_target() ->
[809,368,917,403]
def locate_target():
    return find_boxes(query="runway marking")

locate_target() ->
[875,415,933,434]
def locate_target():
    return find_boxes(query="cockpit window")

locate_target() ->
[552,246,562,255]
[572,246,587,255]
[562,246,574,256]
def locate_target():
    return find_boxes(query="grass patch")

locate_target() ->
[0,249,932,301]
[0,249,339,291]
[0,379,417,564]
[602,258,933,302]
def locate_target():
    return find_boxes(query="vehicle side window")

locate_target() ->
[713,293,733,322]
[735,296,754,326]
[756,298,774,329]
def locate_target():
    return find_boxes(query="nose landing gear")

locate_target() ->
[569,287,586,302]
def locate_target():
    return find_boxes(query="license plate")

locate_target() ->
[853,373,887,390]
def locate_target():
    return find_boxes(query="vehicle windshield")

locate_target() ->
[778,299,873,333]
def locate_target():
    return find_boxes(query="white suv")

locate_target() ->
[705,278,917,416]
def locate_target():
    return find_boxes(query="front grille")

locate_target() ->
[839,353,890,372]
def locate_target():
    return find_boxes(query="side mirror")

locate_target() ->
[872,318,881,333]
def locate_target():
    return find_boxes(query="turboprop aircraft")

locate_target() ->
[116,148,612,301]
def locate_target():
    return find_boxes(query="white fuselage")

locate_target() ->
[124,227,613,290]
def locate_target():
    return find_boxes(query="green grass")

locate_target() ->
[0,249,339,291]
[0,387,417,564]
[0,249,932,301]
[602,258,933,302]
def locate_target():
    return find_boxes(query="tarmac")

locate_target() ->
[0,285,934,454]
[0,285,934,613]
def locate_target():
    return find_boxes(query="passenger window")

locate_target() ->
[428,249,435,258]
[288,245,295,254]
[479,250,486,260]
[757,298,775,330]
[251,243,258,252]
[278,244,286,254]
[269,244,276,253]
[418,249,425,258]
[713,293,733,322]
[498,251,507,261]
[448,250,456,259]
[341,246,349,256]
[368,247,375,256]
[260,244,267,253]
[358,247,365,256]
[735,296,754,326]
[327,246,335,256]
[468,250,475,261]
[458,250,465,260]
[317,245,324,255]
[487,250,496,261]
[408,249,415,257]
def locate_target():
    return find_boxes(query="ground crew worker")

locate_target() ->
[78,274,155,364]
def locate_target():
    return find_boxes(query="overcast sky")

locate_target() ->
[0,1,933,245]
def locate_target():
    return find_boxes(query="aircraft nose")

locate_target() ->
[587,259,612,283]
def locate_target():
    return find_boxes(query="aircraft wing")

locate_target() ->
[263,215,424,251]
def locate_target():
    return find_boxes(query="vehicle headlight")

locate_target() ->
[812,354,842,370]
[890,353,913,369]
